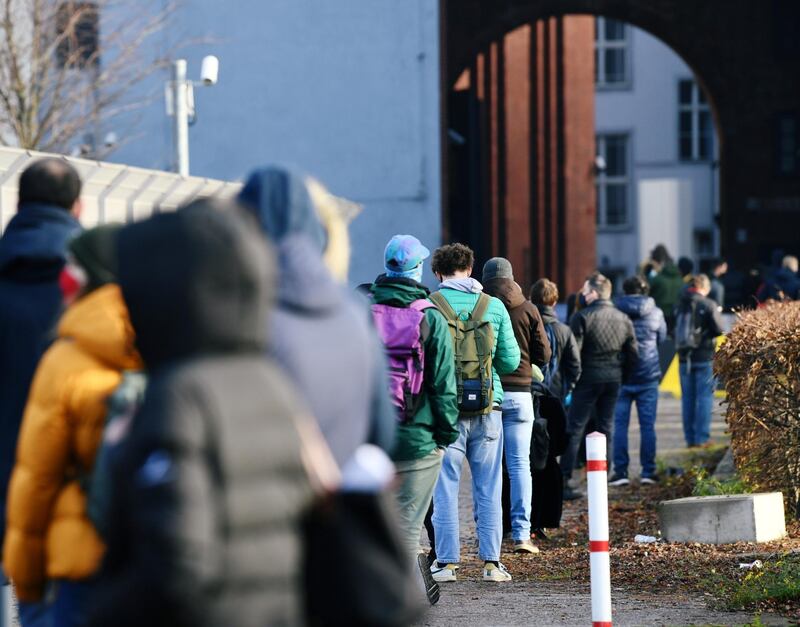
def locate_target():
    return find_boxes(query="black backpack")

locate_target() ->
[675,300,704,355]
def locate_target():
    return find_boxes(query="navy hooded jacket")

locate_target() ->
[0,203,80,545]
[614,295,667,385]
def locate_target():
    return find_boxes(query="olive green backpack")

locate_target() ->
[429,292,495,415]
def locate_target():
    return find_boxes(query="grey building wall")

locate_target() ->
[595,23,719,284]
[111,1,442,286]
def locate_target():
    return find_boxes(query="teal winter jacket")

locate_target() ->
[433,279,521,407]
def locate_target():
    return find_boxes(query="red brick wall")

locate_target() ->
[449,16,596,296]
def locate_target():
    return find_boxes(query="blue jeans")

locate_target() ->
[501,392,534,541]
[432,410,503,563]
[612,382,659,478]
[52,580,93,627]
[679,361,714,446]
[18,599,51,627]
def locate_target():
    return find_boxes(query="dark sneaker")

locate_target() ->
[640,475,660,485]
[563,485,584,500]
[608,472,630,487]
[531,528,549,542]
[417,553,441,605]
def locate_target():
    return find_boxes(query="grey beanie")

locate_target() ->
[482,257,514,282]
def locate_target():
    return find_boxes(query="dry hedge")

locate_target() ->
[714,301,800,516]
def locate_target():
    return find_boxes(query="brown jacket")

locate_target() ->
[483,278,551,391]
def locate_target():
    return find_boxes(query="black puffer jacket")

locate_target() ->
[569,299,638,385]
[91,201,318,627]
[536,305,581,398]
[675,289,724,363]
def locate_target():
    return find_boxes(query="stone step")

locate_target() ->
[658,492,786,544]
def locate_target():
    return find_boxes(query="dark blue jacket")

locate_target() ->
[615,295,667,385]
[758,267,800,301]
[0,203,80,545]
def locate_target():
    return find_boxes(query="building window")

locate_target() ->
[594,17,629,88]
[596,134,629,228]
[678,79,713,161]
[55,2,100,69]
[776,112,799,176]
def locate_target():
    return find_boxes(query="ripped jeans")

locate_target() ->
[432,410,503,563]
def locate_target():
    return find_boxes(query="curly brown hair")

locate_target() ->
[431,243,475,277]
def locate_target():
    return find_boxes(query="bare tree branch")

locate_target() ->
[0,0,181,154]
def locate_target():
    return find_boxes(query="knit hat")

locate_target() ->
[384,235,430,278]
[482,257,513,282]
[68,223,122,293]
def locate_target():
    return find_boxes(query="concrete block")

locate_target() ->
[658,492,786,544]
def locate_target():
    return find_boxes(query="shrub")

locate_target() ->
[715,302,800,516]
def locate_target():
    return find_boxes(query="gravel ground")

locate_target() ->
[416,395,789,626]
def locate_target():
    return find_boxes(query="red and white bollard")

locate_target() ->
[586,431,612,627]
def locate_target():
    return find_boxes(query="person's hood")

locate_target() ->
[658,263,681,279]
[614,294,656,319]
[276,233,343,312]
[118,200,274,369]
[0,203,81,278]
[58,283,141,370]
[439,277,483,294]
[537,304,558,324]
[483,277,525,309]
[238,166,327,253]
[371,274,430,307]
[68,224,121,292]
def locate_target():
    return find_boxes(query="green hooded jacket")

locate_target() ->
[370,277,459,461]
[649,263,684,319]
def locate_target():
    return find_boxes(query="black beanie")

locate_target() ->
[68,223,122,293]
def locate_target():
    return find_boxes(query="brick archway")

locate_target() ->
[444,0,800,295]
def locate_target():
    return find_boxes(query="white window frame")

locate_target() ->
[595,17,631,90]
[596,133,631,230]
[678,78,713,162]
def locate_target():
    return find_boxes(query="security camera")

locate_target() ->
[200,55,219,86]
[103,131,118,148]
[594,155,607,172]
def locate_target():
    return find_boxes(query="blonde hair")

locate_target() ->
[305,177,351,283]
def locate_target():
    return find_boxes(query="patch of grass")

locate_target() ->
[692,468,751,497]
[709,556,800,611]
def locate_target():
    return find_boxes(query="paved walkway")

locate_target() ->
[418,395,789,626]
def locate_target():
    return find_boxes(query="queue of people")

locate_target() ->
[1,158,797,625]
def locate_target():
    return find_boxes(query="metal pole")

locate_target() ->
[173,59,190,176]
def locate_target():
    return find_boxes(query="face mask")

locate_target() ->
[59,261,87,306]
[407,262,424,284]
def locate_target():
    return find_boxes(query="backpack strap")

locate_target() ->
[471,293,491,321]
[409,299,436,313]
[429,292,458,321]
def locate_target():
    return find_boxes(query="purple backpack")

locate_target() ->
[371,300,436,423]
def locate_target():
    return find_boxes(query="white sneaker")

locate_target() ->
[431,561,458,583]
[513,540,540,554]
[483,562,512,582]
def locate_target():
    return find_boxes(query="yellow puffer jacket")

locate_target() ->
[3,284,141,602]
